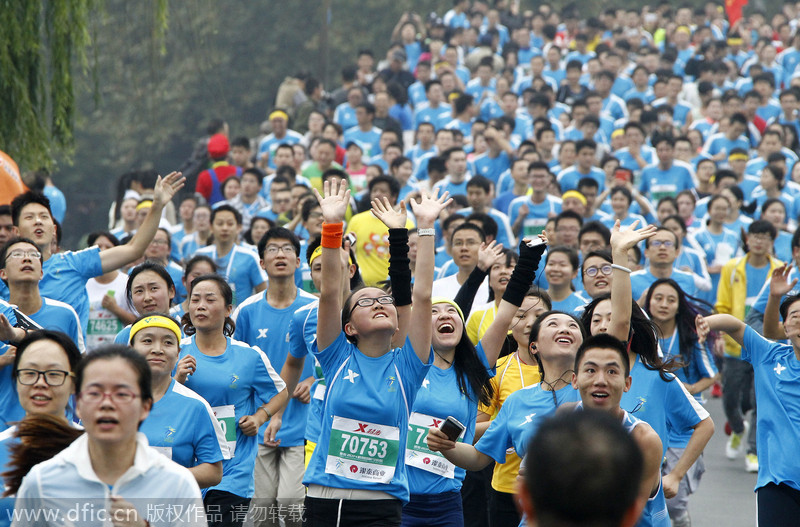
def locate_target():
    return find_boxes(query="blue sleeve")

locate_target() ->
[288,314,309,360]
[693,342,718,379]
[474,398,513,463]
[191,402,224,464]
[251,348,284,405]
[312,331,353,375]
[232,306,249,343]
[249,257,267,289]
[395,336,433,402]
[664,376,705,433]
[72,246,104,280]
[639,170,650,195]
[741,325,785,366]
[0,301,16,328]
[114,326,131,345]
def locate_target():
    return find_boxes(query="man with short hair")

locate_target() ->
[225,168,268,232]
[459,175,514,247]
[509,162,562,238]
[702,112,751,165]
[433,147,471,197]
[639,136,696,202]
[493,159,530,216]
[630,228,697,301]
[414,80,453,130]
[556,139,606,192]
[343,102,383,158]
[195,205,267,306]
[431,223,491,305]
[301,138,343,191]
[553,210,583,251]
[10,173,183,335]
[233,228,317,527]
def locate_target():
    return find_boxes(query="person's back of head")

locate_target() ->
[521,410,644,527]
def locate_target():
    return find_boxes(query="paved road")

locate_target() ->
[688,396,758,526]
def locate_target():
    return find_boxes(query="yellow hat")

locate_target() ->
[432,297,464,321]
[135,200,153,212]
[129,315,182,344]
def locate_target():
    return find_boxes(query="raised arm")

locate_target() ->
[312,180,352,350]
[480,234,548,367]
[100,171,185,273]
[453,241,503,317]
[427,426,493,471]
[764,263,796,340]
[608,220,657,341]
[696,314,746,347]
[407,190,452,363]
[371,197,412,346]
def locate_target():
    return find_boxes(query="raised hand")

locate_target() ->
[371,196,407,229]
[175,354,196,384]
[408,189,452,228]
[521,229,549,248]
[610,219,657,253]
[152,171,185,207]
[695,315,710,345]
[313,179,351,224]
[477,240,505,272]
[769,263,798,298]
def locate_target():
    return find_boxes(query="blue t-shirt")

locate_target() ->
[745,262,771,316]
[629,268,696,301]
[179,335,285,498]
[43,185,67,224]
[140,378,227,471]
[413,104,452,131]
[333,103,358,130]
[639,162,695,202]
[257,131,304,169]
[557,166,606,192]
[475,383,579,463]
[406,342,494,495]
[232,289,317,447]
[470,151,511,185]
[194,245,266,307]
[304,332,432,503]
[740,326,800,492]
[619,356,707,459]
[343,126,383,159]
[508,195,562,238]
[36,247,103,337]
[286,301,326,443]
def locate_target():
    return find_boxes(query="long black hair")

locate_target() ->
[433,304,494,407]
[580,293,676,381]
[527,310,587,380]
[643,278,715,371]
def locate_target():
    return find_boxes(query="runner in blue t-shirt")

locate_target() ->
[114,262,177,345]
[130,314,228,488]
[178,275,287,526]
[10,172,185,336]
[194,205,266,307]
[302,181,442,525]
[231,227,317,523]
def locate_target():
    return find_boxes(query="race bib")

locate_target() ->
[405,412,462,479]
[523,217,547,237]
[326,416,400,484]
[212,405,237,456]
[151,446,173,460]
[650,184,677,202]
[313,383,326,401]
[87,317,122,336]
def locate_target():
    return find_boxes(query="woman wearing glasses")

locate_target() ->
[130,313,228,489]
[302,181,447,527]
[178,274,287,527]
[0,330,81,527]
[10,345,205,527]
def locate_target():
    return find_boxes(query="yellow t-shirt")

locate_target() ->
[345,211,415,286]
[466,302,497,344]
[478,352,542,494]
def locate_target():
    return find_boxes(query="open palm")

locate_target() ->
[409,189,452,227]
[372,197,407,229]
[313,179,351,223]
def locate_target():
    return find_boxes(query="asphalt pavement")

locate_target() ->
[688,395,758,526]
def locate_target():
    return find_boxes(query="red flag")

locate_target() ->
[725,0,748,27]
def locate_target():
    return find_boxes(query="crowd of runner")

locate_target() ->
[3,1,800,526]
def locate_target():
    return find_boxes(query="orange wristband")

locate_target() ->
[321,222,344,249]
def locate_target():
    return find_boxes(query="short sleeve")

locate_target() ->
[287,316,308,360]
[474,399,513,464]
[71,246,104,280]
[741,325,785,366]
[251,347,286,405]
[311,331,353,375]
[191,402,225,464]
[248,256,267,288]
[395,336,433,399]
[664,377,708,434]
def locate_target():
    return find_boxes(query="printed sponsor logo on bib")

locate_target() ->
[326,416,399,484]
[212,405,237,456]
[405,412,462,478]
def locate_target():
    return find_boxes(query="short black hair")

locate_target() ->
[579,221,611,245]
[368,175,401,197]
[211,204,243,225]
[10,192,52,227]
[574,333,631,377]
[257,227,301,259]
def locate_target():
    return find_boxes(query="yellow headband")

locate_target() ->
[611,129,625,138]
[269,110,289,121]
[135,200,153,212]
[561,190,588,206]
[129,315,182,344]
[728,153,748,161]
[675,26,691,36]
[432,297,465,322]
[308,245,353,266]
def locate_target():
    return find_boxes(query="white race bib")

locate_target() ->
[405,412,462,479]
[212,405,237,456]
[313,383,326,401]
[151,446,173,460]
[325,416,400,484]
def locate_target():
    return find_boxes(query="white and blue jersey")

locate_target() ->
[232,289,317,447]
[432,177,469,198]
[179,335,286,498]
[194,245,266,307]
[406,342,494,495]
[304,332,432,503]
[550,292,588,313]
[470,151,511,185]
[620,356,709,459]
[701,133,751,164]
[740,326,800,492]
[639,162,695,202]
[557,166,606,192]
[333,103,359,130]
[630,268,697,301]
[28,297,85,352]
[456,207,515,249]
[140,378,229,471]
[286,301,326,443]
[343,126,383,159]
[257,130,304,169]
[475,383,579,463]
[508,195,562,238]
[413,104,452,131]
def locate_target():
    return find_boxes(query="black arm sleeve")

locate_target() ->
[387,228,412,307]
[453,265,490,319]
[501,241,547,307]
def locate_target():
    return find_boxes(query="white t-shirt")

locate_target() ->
[431,273,491,306]
[85,272,134,350]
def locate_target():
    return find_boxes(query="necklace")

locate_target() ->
[434,349,452,365]
[541,369,575,407]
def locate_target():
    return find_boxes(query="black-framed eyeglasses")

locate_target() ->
[349,295,395,316]
[78,390,140,405]
[16,369,72,386]
[584,264,613,278]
